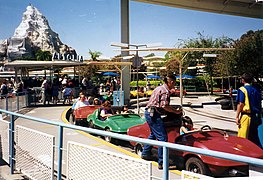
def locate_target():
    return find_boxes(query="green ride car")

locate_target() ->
[87,108,145,143]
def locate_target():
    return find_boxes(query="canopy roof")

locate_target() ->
[176,74,196,79]
[101,72,120,76]
[146,75,161,79]
[134,0,263,19]
[4,60,84,68]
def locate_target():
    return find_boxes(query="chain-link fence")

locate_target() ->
[67,141,152,180]
[0,119,9,163]
[16,125,55,180]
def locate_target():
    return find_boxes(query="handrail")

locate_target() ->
[1,108,263,180]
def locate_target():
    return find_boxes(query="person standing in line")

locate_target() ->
[62,85,73,104]
[41,77,49,105]
[51,79,59,104]
[236,73,262,148]
[0,80,8,98]
[141,74,182,170]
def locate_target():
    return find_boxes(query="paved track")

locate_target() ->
[14,106,182,179]
[1,95,238,179]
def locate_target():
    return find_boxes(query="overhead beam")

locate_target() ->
[116,47,235,52]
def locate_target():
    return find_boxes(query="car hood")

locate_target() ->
[178,131,263,158]
[108,114,146,132]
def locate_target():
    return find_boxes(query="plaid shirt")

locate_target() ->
[146,84,170,108]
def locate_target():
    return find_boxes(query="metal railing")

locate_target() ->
[0,87,83,113]
[1,109,263,180]
[0,92,28,116]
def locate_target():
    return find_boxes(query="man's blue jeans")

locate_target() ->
[142,108,168,165]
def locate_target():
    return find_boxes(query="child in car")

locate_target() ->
[180,116,194,135]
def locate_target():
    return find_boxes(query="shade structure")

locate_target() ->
[101,72,120,77]
[146,75,161,79]
[176,74,195,79]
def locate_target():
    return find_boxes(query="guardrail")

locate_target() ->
[0,87,83,113]
[1,109,263,180]
[0,92,28,115]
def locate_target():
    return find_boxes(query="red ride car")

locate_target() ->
[127,122,263,177]
[72,105,100,125]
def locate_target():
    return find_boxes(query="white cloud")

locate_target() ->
[79,14,88,17]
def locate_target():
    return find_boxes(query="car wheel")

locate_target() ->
[185,157,210,175]
[135,143,143,156]
[104,128,112,143]
[88,120,94,128]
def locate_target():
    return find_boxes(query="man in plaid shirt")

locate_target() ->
[141,74,182,169]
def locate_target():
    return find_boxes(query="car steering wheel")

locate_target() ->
[201,125,212,131]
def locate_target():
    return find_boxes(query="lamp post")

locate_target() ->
[203,53,218,95]
[128,44,146,114]
[111,42,161,114]
[179,53,189,106]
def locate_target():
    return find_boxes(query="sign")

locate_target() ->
[52,52,83,62]
[132,56,142,68]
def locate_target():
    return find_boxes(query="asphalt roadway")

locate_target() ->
[0,95,238,180]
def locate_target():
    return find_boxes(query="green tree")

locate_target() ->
[173,32,233,94]
[224,30,263,81]
[144,53,155,57]
[35,50,52,61]
[89,49,102,61]
[163,51,182,76]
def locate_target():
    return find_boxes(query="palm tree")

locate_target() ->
[89,49,102,61]
[36,50,52,61]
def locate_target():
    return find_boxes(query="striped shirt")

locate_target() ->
[146,84,171,108]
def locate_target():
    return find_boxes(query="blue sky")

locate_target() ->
[0,0,262,59]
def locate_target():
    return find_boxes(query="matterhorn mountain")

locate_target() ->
[0,4,77,60]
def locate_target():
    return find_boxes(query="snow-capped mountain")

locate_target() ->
[0,4,76,60]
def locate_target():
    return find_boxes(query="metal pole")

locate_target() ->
[57,126,63,180]
[9,114,15,174]
[121,0,130,105]
[179,60,183,106]
[5,95,8,112]
[163,147,169,179]
[16,93,19,111]
[180,53,189,106]
[136,47,140,114]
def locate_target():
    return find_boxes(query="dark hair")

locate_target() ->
[182,116,193,125]
[241,73,253,84]
[122,105,128,111]
[163,74,177,84]
[102,100,111,107]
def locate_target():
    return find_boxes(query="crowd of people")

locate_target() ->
[0,74,122,105]
[0,77,24,98]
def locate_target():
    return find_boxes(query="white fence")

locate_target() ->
[67,141,152,180]
[0,119,10,163]
[16,125,55,180]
